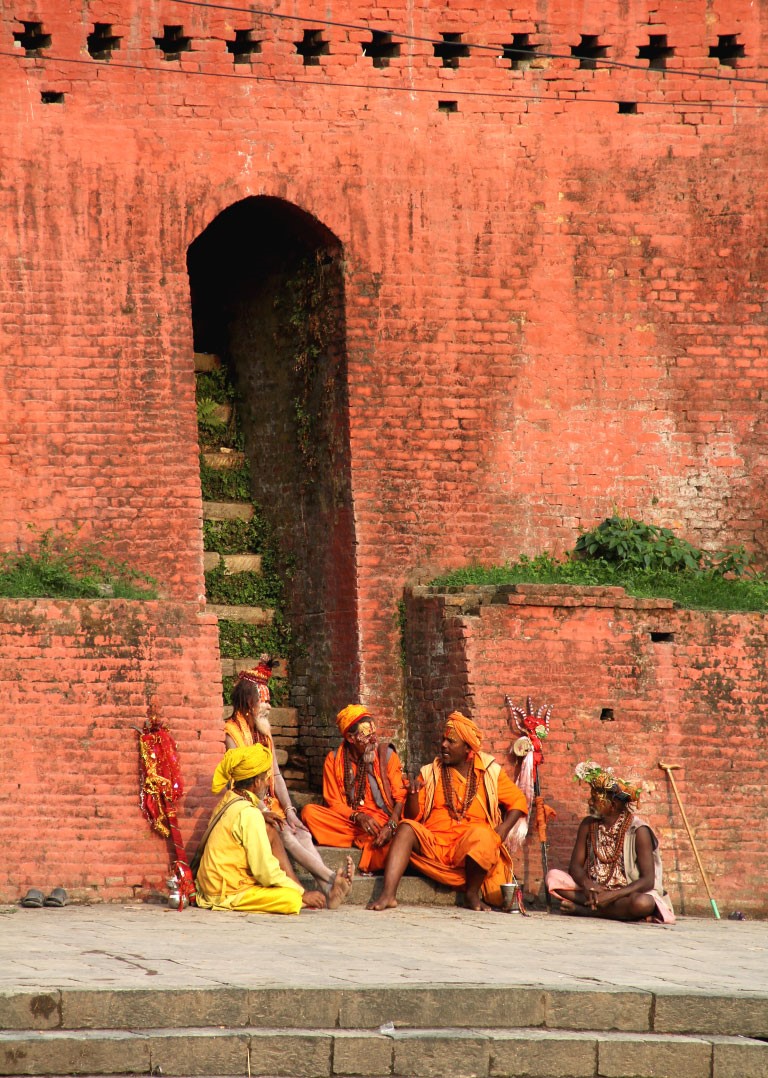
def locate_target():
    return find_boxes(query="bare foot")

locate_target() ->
[302,890,327,910]
[464,890,492,911]
[367,894,398,910]
[327,856,355,910]
[558,898,592,917]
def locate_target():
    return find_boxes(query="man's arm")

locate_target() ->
[567,818,593,890]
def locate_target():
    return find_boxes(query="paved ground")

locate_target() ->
[1,903,766,997]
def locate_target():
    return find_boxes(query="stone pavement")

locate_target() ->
[1,902,766,996]
[2,904,767,1077]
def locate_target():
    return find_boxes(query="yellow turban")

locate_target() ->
[336,704,370,736]
[212,745,272,794]
[445,711,482,753]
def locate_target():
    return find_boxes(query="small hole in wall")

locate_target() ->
[41,91,64,103]
[618,101,637,114]
[438,100,458,113]
[599,708,615,722]
[650,631,675,642]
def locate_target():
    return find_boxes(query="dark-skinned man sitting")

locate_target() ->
[546,761,675,923]
[368,712,527,911]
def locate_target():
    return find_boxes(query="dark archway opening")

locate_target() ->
[187,196,358,782]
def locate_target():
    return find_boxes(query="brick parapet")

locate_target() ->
[0,599,224,903]
[404,585,768,917]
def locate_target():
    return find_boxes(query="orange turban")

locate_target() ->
[445,711,482,753]
[336,704,371,736]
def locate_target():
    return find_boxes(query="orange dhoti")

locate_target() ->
[406,756,527,906]
[302,742,407,873]
[302,802,392,872]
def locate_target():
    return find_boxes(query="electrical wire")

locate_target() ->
[171,0,768,89]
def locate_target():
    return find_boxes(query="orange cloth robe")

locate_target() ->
[223,714,285,821]
[302,744,407,872]
[405,754,528,907]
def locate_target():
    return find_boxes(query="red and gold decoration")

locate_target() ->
[135,704,195,909]
[504,694,557,910]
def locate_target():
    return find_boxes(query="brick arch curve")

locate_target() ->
[187,196,359,783]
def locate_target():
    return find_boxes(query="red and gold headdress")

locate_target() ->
[235,654,274,703]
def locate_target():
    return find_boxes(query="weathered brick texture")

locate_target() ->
[404,585,768,917]
[0,600,224,903]
[2,3,768,820]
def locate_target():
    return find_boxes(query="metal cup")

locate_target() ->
[500,883,517,912]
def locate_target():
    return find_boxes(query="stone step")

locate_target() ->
[0,1025,764,1077]
[204,553,263,574]
[194,352,222,372]
[203,501,254,522]
[208,605,274,625]
[202,449,246,470]
[219,656,288,679]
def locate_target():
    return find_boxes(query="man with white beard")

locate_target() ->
[223,660,352,905]
[302,705,408,874]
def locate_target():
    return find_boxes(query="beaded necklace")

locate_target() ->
[440,761,478,821]
[586,810,633,885]
[343,743,370,807]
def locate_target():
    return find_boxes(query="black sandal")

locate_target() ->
[43,887,69,907]
[20,888,44,908]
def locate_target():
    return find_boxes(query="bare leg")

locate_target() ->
[367,823,419,910]
[327,855,355,910]
[281,826,336,891]
[551,887,657,921]
[267,824,301,885]
[463,856,492,911]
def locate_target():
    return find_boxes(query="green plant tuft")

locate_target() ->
[428,518,768,612]
[0,528,158,600]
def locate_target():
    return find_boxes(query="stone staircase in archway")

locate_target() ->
[195,351,309,790]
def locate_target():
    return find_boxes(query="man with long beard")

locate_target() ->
[302,705,408,873]
[367,712,527,911]
[545,761,675,923]
[223,660,344,902]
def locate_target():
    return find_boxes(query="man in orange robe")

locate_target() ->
[368,712,527,910]
[302,705,407,873]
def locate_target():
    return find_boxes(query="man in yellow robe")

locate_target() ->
[195,745,353,915]
[368,712,527,911]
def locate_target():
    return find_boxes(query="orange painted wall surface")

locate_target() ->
[404,585,768,917]
[0,600,224,903]
[2,3,768,738]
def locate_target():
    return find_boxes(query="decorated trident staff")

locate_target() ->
[504,695,557,911]
[134,704,196,910]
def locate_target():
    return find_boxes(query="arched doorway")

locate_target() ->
[187,197,358,782]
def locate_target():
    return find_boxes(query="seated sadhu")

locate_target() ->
[302,705,407,873]
[368,712,528,911]
[224,661,342,901]
[546,761,675,923]
[195,745,354,915]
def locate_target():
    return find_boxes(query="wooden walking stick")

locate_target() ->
[658,761,720,920]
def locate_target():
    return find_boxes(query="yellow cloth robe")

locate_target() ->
[195,789,304,915]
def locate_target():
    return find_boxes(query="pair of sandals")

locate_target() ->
[21,887,68,908]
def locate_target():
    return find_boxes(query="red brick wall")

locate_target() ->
[404,585,768,917]
[0,600,224,903]
[3,2,768,744]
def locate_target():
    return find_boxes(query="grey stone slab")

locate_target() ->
[654,992,768,1037]
[248,1030,333,1078]
[148,1029,251,1076]
[489,1029,598,1077]
[339,987,544,1029]
[392,1030,490,1077]
[62,988,250,1030]
[597,1032,713,1077]
[711,1035,768,1078]
[248,989,342,1029]
[0,1029,149,1076]
[0,990,61,1031]
[544,989,652,1032]
[332,1031,393,1075]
